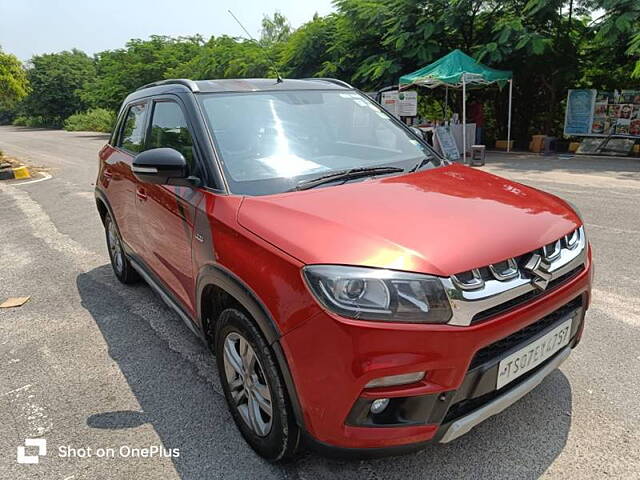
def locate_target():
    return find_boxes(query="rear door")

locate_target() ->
[135,96,202,315]
[104,101,149,253]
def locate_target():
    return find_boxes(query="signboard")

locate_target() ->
[380,90,418,117]
[564,89,596,135]
[564,89,640,137]
[434,126,460,161]
[397,91,418,117]
[381,91,399,117]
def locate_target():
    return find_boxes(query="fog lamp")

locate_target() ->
[370,398,390,414]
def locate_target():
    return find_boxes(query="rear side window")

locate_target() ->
[118,103,148,153]
[147,101,196,172]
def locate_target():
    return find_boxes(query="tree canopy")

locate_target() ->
[20,49,95,126]
[0,47,29,111]
[3,1,639,142]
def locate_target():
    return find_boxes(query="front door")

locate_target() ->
[105,101,149,253]
[135,98,201,315]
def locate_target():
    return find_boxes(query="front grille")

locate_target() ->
[442,364,544,424]
[469,295,583,370]
[442,296,584,425]
[451,227,583,292]
[470,264,585,324]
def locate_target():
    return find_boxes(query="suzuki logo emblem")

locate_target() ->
[524,253,552,291]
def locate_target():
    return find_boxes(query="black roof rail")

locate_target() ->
[302,77,354,89]
[136,78,200,93]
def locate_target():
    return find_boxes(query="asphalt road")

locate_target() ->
[1,125,639,479]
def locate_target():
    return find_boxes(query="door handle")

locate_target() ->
[136,187,148,201]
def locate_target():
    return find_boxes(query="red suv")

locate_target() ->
[96,78,592,461]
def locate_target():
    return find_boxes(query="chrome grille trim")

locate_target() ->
[451,268,484,290]
[543,240,562,261]
[565,229,579,249]
[441,227,586,326]
[488,258,519,281]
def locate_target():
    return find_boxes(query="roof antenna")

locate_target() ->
[228,9,283,83]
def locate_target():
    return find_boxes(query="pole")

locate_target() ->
[445,86,449,123]
[507,79,513,153]
[462,75,467,163]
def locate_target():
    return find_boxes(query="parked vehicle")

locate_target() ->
[95,78,592,461]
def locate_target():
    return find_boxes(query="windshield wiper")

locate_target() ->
[294,166,405,191]
[408,156,435,173]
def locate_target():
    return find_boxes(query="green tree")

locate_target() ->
[280,14,339,78]
[0,47,29,111]
[585,0,640,80]
[21,49,95,126]
[261,12,291,45]
[167,36,274,80]
[81,36,204,111]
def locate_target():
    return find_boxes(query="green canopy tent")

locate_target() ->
[399,49,514,157]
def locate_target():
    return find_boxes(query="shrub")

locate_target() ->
[12,115,54,128]
[12,115,28,126]
[63,108,116,133]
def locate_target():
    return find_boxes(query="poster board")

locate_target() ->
[564,89,596,136]
[434,126,460,161]
[380,90,417,117]
[564,89,640,137]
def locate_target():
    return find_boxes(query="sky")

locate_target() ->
[0,0,335,60]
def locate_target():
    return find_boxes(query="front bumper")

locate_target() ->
[439,345,571,443]
[302,346,573,459]
[280,252,592,452]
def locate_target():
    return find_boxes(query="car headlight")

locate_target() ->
[302,265,452,323]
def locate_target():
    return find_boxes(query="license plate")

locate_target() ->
[496,317,573,389]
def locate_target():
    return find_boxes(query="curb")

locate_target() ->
[0,165,31,180]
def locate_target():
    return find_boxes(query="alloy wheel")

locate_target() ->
[223,332,273,437]
[107,220,124,274]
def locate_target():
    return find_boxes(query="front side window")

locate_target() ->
[146,101,196,172]
[119,103,148,153]
[199,90,442,195]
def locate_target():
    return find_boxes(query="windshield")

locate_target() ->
[199,89,442,195]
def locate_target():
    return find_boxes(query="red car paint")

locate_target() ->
[238,164,582,276]
[99,145,592,450]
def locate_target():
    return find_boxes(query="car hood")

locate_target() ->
[237,164,581,276]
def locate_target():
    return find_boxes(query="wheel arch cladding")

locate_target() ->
[197,264,305,428]
[96,198,108,225]
[197,264,281,345]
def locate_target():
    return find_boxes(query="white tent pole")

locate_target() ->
[462,75,467,163]
[507,79,513,153]
[445,86,449,123]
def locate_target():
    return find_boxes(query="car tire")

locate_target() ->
[105,214,139,284]
[215,308,300,461]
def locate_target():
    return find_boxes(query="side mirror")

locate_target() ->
[132,148,193,186]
